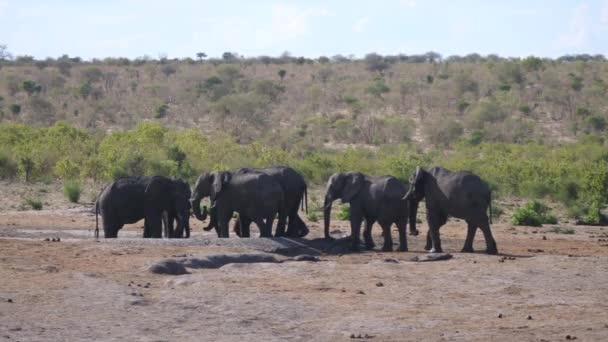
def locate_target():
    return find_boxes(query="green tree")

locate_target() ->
[196,52,207,61]
[278,69,287,82]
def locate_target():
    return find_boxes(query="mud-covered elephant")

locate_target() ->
[190,170,285,238]
[403,166,498,254]
[323,172,416,252]
[96,176,191,238]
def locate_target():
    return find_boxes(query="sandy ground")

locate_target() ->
[1,191,608,341]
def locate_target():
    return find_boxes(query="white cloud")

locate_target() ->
[352,17,370,33]
[556,3,589,49]
[399,0,416,8]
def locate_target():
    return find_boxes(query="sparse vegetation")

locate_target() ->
[512,200,558,227]
[63,180,81,203]
[25,198,43,210]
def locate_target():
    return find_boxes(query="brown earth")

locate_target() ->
[1,201,608,341]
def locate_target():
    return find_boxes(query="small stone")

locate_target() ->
[137,284,141,287]
[473,261,477,264]
[384,258,399,263]
[498,258,505,263]
[144,285,149,288]
[341,289,346,293]
[542,236,547,240]
[566,335,572,340]
[357,290,365,295]
[527,315,533,320]
[350,334,356,339]
[498,313,503,318]
[44,238,50,242]
[376,282,384,287]
[56,237,61,242]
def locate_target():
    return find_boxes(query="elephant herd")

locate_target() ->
[96,165,498,254]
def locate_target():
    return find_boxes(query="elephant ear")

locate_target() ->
[341,172,363,203]
[211,171,231,201]
[145,176,173,209]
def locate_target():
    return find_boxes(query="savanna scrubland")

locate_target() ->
[1,51,608,341]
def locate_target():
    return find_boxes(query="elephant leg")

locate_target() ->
[479,219,498,255]
[145,213,163,239]
[256,217,273,238]
[424,230,432,251]
[380,221,393,252]
[363,219,375,250]
[104,220,122,238]
[217,209,232,238]
[427,211,447,253]
[396,218,408,252]
[349,210,364,251]
[239,216,252,238]
[288,214,309,238]
[275,213,288,237]
[461,220,477,253]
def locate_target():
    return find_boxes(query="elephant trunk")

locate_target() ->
[191,196,205,221]
[323,194,333,239]
[409,198,420,235]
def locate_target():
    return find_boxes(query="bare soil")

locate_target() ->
[1,187,608,341]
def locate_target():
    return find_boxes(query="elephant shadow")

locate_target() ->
[271,236,370,257]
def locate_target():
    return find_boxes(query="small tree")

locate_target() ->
[161,64,177,78]
[196,52,207,62]
[22,80,42,96]
[10,104,21,116]
[278,69,287,83]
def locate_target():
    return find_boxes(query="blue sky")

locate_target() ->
[1,0,608,60]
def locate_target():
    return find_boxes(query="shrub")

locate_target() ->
[63,180,81,203]
[25,198,43,210]
[155,103,169,118]
[512,200,557,226]
[549,227,575,234]
[518,105,531,115]
[337,205,350,220]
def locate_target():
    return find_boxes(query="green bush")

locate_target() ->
[512,200,557,227]
[337,205,350,220]
[63,180,81,203]
[25,198,43,210]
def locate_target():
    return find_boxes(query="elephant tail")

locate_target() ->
[303,186,308,215]
[95,198,99,240]
[488,190,493,225]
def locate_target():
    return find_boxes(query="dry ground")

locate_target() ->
[1,193,608,341]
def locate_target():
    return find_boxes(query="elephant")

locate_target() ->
[323,172,417,252]
[162,178,192,238]
[190,170,286,238]
[403,166,498,254]
[95,176,191,238]
[200,166,308,238]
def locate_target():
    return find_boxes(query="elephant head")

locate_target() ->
[191,171,231,221]
[402,167,426,235]
[145,176,191,238]
[323,172,364,239]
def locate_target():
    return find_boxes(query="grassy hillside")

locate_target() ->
[1,54,607,149]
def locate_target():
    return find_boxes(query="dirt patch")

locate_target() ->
[1,205,608,341]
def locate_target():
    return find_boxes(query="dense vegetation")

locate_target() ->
[0,49,607,148]
[0,121,606,223]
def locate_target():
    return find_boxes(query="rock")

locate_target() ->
[527,315,533,320]
[383,258,399,263]
[542,236,547,240]
[375,282,384,287]
[498,313,503,318]
[182,253,280,269]
[357,290,365,295]
[147,259,189,275]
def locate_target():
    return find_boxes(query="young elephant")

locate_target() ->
[162,178,192,238]
[96,176,191,238]
[323,172,417,252]
[403,166,498,254]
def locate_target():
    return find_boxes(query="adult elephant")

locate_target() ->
[162,178,192,238]
[403,166,498,254]
[323,172,417,252]
[234,166,308,237]
[190,170,285,238]
[95,176,191,238]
